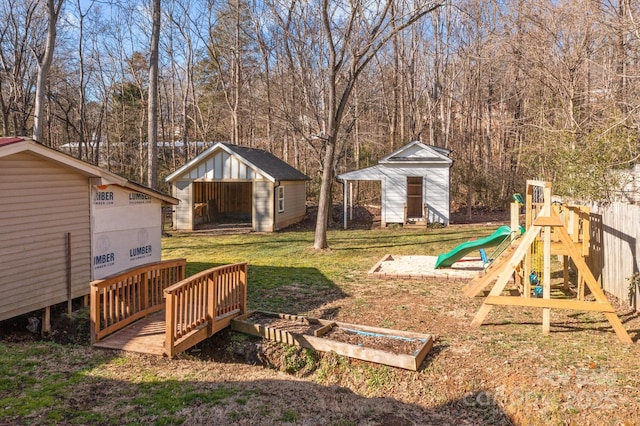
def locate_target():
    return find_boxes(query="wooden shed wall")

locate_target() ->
[275,181,307,230]
[0,153,91,321]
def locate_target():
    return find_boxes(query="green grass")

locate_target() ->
[3,225,555,425]
[162,226,487,313]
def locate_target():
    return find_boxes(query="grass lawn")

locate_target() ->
[1,226,639,425]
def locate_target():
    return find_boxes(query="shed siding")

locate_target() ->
[380,165,450,225]
[181,150,261,182]
[253,181,273,232]
[173,181,192,230]
[425,166,450,225]
[275,181,307,230]
[0,153,91,321]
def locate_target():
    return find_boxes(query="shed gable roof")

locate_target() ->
[165,142,310,183]
[380,141,452,164]
[337,141,452,181]
[0,137,178,204]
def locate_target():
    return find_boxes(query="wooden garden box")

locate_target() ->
[231,311,434,371]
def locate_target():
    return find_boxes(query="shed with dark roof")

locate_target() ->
[165,142,310,232]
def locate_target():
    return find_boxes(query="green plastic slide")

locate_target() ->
[434,225,517,269]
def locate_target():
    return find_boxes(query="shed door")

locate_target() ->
[406,177,423,218]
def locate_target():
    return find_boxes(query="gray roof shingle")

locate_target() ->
[223,143,310,181]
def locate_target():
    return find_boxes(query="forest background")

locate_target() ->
[2,0,639,223]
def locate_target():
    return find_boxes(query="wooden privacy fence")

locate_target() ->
[588,202,640,311]
[164,262,247,357]
[90,259,186,344]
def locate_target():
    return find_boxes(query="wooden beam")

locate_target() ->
[483,296,615,312]
[471,224,542,326]
[542,184,552,335]
[533,216,563,227]
[548,213,632,343]
[526,180,552,188]
[463,243,517,297]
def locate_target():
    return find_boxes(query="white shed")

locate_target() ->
[337,141,453,228]
[165,142,310,232]
[0,137,178,324]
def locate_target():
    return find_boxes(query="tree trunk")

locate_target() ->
[147,0,160,189]
[33,0,62,142]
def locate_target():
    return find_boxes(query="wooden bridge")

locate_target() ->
[90,259,247,357]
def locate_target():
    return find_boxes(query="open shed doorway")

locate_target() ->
[192,182,252,229]
[406,176,424,219]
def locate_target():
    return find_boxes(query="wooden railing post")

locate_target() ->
[165,291,176,358]
[141,271,148,315]
[90,284,98,344]
[207,270,217,334]
[240,264,247,314]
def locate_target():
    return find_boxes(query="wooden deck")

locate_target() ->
[93,311,166,356]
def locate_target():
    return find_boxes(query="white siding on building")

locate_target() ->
[275,181,307,230]
[337,142,452,227]
[377,165,451,225]
[0,153,91,321]
[173,181,192,230]
[425,166,450,225]
[253,181,273,232]
[182,150,260,181]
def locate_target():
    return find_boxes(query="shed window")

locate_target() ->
[277,186,285,212]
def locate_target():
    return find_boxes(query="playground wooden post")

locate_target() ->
[542,185,552,335]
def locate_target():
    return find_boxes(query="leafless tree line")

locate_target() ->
[2,0,640,213]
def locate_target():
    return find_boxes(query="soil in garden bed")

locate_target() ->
[242,312,426,356]
[324,327,425,355]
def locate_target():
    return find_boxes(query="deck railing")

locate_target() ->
[163,263,247,357]
[90,259,186,344]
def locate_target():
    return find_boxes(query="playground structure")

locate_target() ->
[463,180,632,343]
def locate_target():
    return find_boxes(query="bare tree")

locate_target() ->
[33,0,63,142]
[269,0,442,249]
[148,0,161,189]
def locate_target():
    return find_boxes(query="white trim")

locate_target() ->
[277,186,285,213]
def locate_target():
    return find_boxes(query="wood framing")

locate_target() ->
[469,181,632,344]
[231,311,434,371]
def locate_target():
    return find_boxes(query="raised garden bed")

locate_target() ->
[231,311,434,371]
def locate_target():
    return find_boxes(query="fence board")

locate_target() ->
[589,202,640,310]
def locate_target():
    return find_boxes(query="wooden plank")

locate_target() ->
[94,311,166,356]
[231,311,434,371]
[534,216,563,227]
[463,243,518,297]
[542,186,552,336]
[471,224,542,326]
[483,296,615,312]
